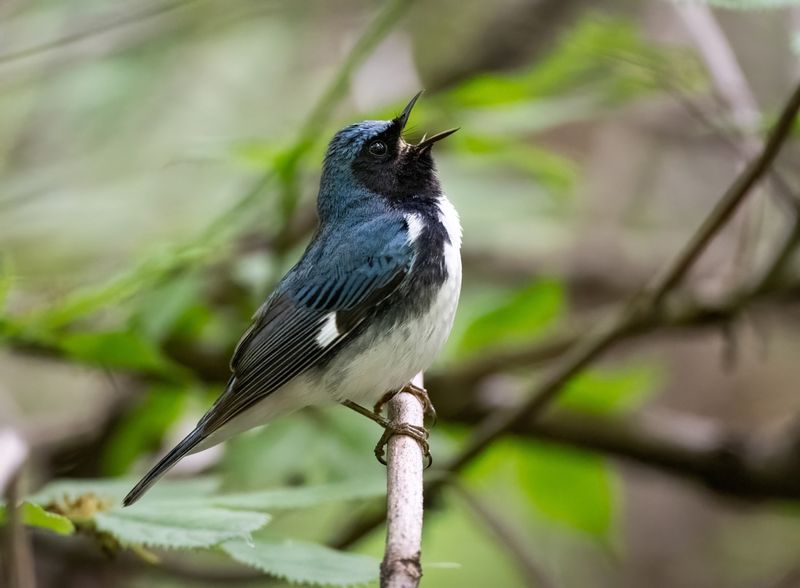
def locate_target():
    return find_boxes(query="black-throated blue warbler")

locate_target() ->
[124,92,461,506]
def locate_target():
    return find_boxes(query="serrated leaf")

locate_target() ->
[558,365,659,415]
[208,478,385,511]
[28,477,219,507]
[515,442,615,539]
[0,502,75,535]
[95,504,269,549]
[222,537,379,586]
[458,280,564,355]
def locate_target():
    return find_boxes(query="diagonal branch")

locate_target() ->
[330,81,800,549]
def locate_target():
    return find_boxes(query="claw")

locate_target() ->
[373,383,437,427]
[374,422,432,468]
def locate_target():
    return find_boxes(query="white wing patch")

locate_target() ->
[316,312,340,347]
[404,213,425,243]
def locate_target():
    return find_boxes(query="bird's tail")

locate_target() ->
[122,427,205,507]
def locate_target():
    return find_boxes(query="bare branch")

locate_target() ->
[381,373,425,588]
[330,81,800,549]
[0,0,199,67]
[644,82,800,306]
[1,433,35,588]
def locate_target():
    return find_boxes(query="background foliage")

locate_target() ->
[2,0,800,586]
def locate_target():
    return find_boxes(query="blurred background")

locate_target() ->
[2,0,800,587]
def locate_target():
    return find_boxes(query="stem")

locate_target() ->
[381,373,425,588]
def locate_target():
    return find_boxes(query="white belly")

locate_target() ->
[326,263,461,404]
[201,196,461,446]
[322,195,462,404]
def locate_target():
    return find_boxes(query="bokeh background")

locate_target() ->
[2,0,800,587]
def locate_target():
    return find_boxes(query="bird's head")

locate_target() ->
[319,92,457,218]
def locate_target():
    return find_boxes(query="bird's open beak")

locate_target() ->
[416,127,459,150]
[396,91,459,150]
[396,91,423,130]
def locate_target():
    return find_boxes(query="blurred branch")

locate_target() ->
[674,3,760,133]
[450,406,800,502]
[0,426,34,588]
[381,373,425,588]
[0,0,200,67]
[642,82,800,307]
[674,2,771,287]
[2,474,36,588]
[206,0,418,240]
[451,481,554,588]
[330,81,800,549]
[9,0,416,330]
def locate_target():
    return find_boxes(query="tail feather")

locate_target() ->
[122,428,205,507]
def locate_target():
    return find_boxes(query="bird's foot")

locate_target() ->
[341,394,433,468]
[373,383,437,426]
[374,421,432,468]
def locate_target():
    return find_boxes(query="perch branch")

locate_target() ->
[330,81,800,548]
[381,373,426,588]
[448,80,800,476]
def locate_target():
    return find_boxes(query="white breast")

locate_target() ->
[324,195,462,405]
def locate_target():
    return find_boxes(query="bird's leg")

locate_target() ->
[373,382,437,426]
[342,399,390,428]
[341,398,432,468]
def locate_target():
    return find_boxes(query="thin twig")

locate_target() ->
[674,2,766,289]
[451,481,554,588]
[644,82,800,306]
[381,373,425,588]
[1,433,35,588]
[0,0,200,66]
[330,81,800,549]
[205,0,417,239]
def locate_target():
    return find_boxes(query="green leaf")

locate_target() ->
[59,330,186,378]
[101,385,188,476]
[95,504,269,550]
[28,477,219,506]
[458,280,564,355]
[454,134,577,194]
[24,244,214,331]
[515,442,615,539]
[0,502,75,535]
[222,537,380,586]
[0,254,13,312]
[558,365,659,415]
[27,479,269,549]
[208,478,385,511]
[448,17,704,108]
[131,275,201,342]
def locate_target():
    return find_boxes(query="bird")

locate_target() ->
[123,92,461,506]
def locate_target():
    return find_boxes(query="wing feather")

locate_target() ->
[199,227,413,433]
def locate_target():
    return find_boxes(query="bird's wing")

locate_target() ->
[200,220,414,432]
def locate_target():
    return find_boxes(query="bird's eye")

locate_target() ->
[368,141,387,157]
